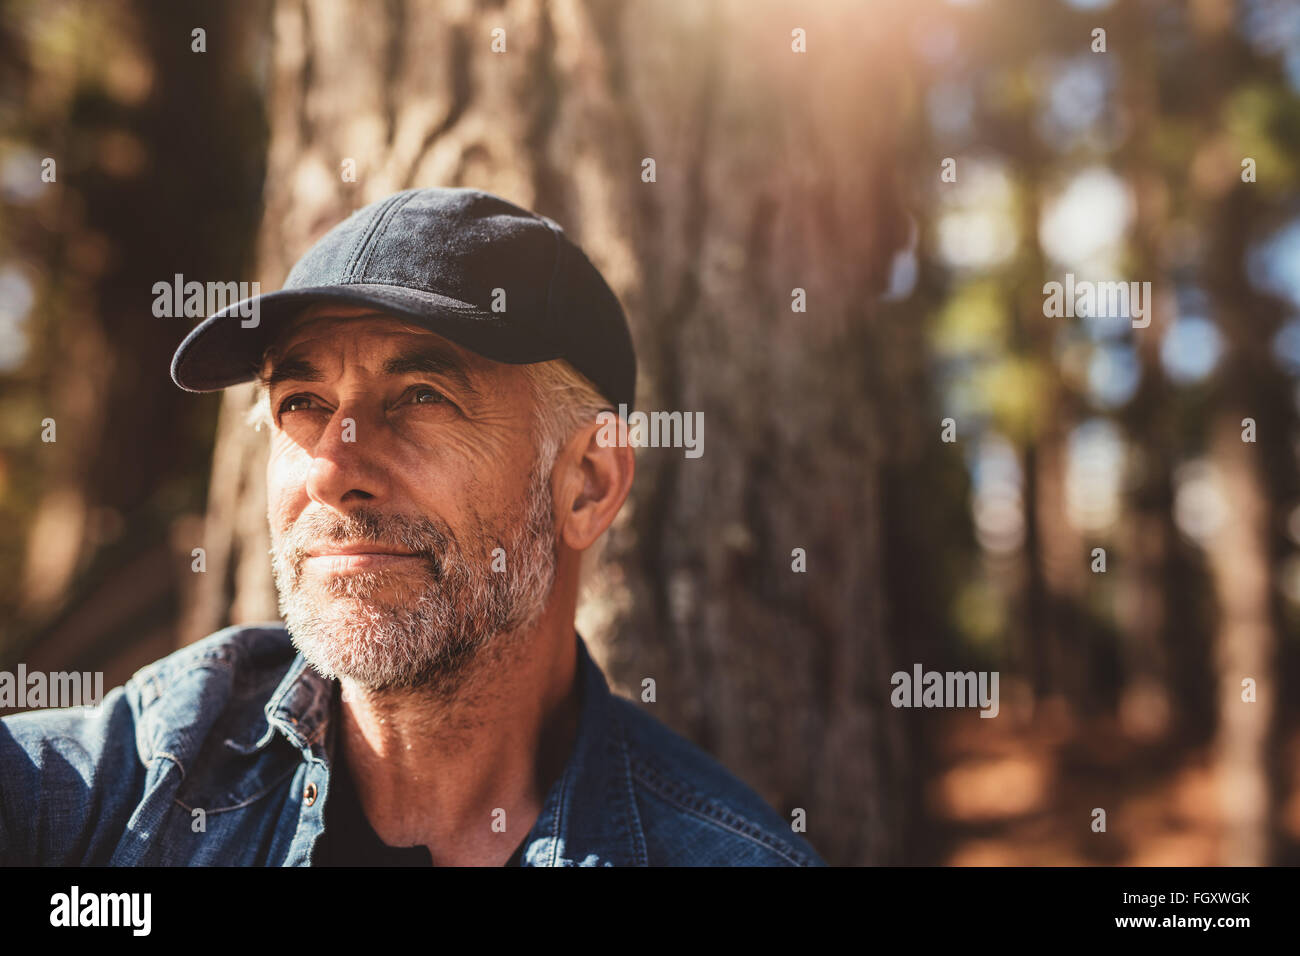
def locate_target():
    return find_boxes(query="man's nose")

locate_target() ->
[303,403,388,506]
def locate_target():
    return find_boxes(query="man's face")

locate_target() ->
[263,306,558,694]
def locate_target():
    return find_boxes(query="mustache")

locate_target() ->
[282,508,454,579]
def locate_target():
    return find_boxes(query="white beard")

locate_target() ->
[269,459,557,695]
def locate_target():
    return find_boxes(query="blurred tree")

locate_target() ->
[0,0,265,694]
[1189,0,1298,866]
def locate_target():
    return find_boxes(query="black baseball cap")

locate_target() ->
[170,187,636,409]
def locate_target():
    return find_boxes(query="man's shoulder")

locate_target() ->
[131,621,295,702]
[605,694,827,866]
[1,621,294,747]
[0,622,298,863]
[125,621,299,763]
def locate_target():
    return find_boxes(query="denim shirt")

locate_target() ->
[0,624,826,866]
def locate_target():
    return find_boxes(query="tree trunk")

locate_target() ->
[199,0,911,865]
[1189,0,1292,867]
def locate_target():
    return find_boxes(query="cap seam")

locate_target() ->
[329,281,487,310]
[354,189,422,280]
[339,200,386,281]
[541,218,567,349]
[341,190,416,282]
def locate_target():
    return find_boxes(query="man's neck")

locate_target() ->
[334,612,582,866]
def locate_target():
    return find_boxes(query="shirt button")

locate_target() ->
[304,782,318,806]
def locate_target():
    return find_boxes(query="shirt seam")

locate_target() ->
[171,761,300,815]
[547,763,568,866]
[629,755,813,866]
[149,750,186,779]
[609,706,649,865]
[133,655,236,711]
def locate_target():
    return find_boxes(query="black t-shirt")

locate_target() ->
[313,697,527,866]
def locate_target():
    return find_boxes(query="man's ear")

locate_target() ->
[557,418,635,551]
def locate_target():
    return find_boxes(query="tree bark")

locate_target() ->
[200,0,911,864]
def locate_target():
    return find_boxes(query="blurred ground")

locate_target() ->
[934,707,1300,865]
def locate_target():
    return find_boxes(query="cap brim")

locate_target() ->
[170,283,563,392]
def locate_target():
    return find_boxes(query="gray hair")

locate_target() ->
[520,359,615,470]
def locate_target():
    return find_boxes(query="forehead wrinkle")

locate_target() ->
[263,318,495,401]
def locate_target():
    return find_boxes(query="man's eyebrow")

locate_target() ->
[382,346,480,398]
[264,356,324,389]
[264,346,481,397]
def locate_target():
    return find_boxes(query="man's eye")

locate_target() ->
[278,394,319,415]
[405,385,449,407]
[274,388,450,418]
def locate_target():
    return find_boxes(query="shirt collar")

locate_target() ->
[242,629,649,865]
[519,632,649,866]
[227,649,333,758]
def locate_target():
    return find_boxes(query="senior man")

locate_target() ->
[0,187,825,867]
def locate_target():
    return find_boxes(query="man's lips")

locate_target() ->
[303,544,422,573]
[306,543,416,557]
